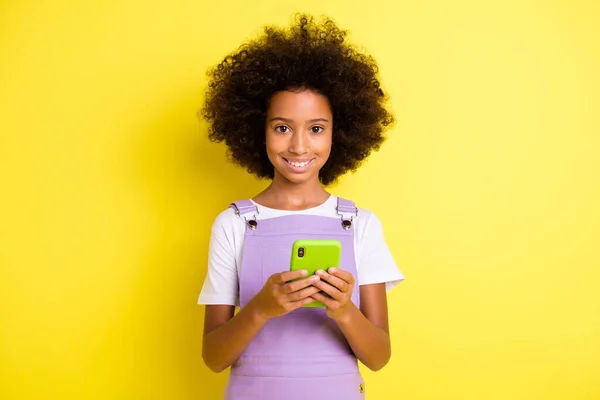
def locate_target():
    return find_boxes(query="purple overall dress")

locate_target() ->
[223,197,366,400]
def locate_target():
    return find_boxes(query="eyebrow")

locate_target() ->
[269,117,330,123]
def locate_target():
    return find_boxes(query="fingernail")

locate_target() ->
[300,269,308,276]
[329,267,337,273]
[316,270,324,275]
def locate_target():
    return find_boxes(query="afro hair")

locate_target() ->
[200,13,395,185]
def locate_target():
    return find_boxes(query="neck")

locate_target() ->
[256,173,330,210]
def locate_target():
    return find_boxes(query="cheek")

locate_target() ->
[264,133,277,153]
[265,134,285,160]
[316,136,333,157]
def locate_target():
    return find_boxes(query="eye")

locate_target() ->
[310,126,324,134]
[275,125,290,133]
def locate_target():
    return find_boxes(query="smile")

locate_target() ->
[283,158,315,170]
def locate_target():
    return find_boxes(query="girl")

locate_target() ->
[198,14,404,400]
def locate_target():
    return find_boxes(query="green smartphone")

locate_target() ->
[290,239,342,308]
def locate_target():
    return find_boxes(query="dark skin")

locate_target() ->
[203,89,391,373]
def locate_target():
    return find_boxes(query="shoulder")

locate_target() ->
[354,205,384,235]
[212,206,238,225]
[356,205,376,222]
[329,196,384,237]
[211,207,235,228]
[210,206,246,237]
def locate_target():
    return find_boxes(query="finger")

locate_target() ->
[282,275,320,294]
[286,285,321,302]
[311,292,337,308]
[312,280,343,300]
[272,269,308,284]
[288,296,319,311]
[328,268,355,285]
[316,270,349,293]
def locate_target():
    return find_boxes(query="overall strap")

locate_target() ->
[230,200,259,230]
[336,197,358,216]
[230,200,258,216]
[336,197,358,230]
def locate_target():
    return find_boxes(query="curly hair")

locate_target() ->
[200,14,395,185]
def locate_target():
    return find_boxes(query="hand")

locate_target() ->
[250,270,321,321]
[310,267,356,321]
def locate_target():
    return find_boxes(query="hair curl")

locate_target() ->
[200,14,394,185]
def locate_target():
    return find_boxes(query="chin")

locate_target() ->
[280,172,316,184]
[274,165,319,184]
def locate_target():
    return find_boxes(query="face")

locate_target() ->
[265,89,333,185]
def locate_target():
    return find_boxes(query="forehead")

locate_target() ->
[267,90,332,118]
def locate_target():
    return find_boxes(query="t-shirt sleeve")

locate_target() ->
[197,211,239,306]
[357,211,405,291]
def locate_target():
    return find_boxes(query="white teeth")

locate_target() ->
[287,160,310,167]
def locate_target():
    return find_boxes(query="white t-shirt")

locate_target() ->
[198,195,404,306]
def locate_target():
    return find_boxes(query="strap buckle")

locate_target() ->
[336,203,358,230]
[231,201,259,230]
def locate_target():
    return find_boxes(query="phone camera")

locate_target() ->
[298,247,305,258]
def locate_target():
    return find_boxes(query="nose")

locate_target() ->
[289,130,308,155]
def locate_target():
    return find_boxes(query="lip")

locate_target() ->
[282,157,315,173]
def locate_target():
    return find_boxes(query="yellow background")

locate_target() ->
[1,0,599,399]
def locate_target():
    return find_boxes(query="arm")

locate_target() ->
[335,284,391,371]
[202,270,321,373]
[202,302,267,373]
[311,270,391,371]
